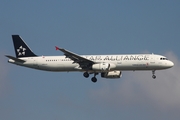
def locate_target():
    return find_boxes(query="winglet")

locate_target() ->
[55,46,60,50]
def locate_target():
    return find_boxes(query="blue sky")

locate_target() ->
[0,1,180,120]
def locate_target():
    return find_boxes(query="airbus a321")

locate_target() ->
[6,35,174,82]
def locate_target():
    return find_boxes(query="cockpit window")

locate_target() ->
[160,58,168,60]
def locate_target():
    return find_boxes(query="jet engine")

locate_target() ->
[101,71,122,78]
[92,63,116,71]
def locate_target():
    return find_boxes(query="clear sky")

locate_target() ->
[1,0,180,120]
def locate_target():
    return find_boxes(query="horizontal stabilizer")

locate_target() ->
[5,55,26,63]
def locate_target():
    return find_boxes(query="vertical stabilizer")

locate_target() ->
[12,35,37,58]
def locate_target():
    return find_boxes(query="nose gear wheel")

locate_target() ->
[152,70,156,79]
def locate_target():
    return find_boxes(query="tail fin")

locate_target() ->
[12,35,37,58]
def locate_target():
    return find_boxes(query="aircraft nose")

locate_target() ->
[168,61,174,68]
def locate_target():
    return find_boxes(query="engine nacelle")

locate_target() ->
[101,71,122,78]
[92,63,116,71]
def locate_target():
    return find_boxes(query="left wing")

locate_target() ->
[55,46,95,69]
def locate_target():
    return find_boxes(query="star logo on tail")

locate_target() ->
[17,46,26,56]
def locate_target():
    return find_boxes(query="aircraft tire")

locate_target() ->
[83,72,89,78]
[91,77,97,83]
[152,75,156,79]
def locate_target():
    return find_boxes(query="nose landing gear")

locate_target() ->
[152,70,156,79]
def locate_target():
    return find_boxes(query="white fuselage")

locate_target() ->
[8,54,174,72]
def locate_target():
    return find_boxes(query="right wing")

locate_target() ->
[55,46,95,69]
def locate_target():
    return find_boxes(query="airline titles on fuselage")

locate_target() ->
[59,55,150,62]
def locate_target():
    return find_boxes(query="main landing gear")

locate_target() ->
[83,72,89,78]
[152,70,156,79]
[83,72,98,83]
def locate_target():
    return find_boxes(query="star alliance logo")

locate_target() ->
[17,46,26,56]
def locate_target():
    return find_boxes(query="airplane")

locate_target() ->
[5,35,174,83]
